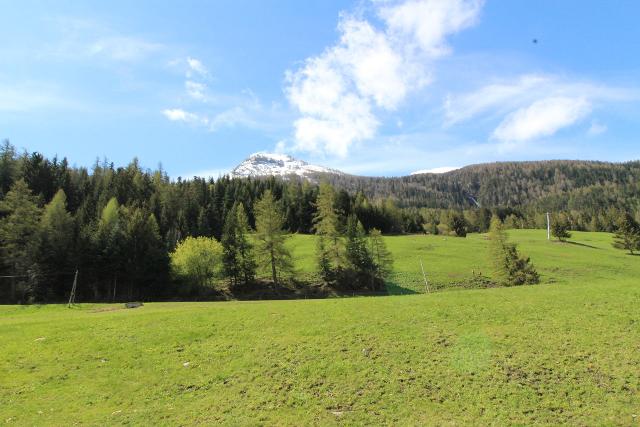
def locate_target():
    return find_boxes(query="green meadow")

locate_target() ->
[2,230,639,425]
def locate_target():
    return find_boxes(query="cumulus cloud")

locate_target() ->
[286,0,483,157]
[446,73,637,144]
[492,97,591,143]
[379,0,483,57]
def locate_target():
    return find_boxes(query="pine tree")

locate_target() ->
[612,213,640,255]
[254,190,292,287]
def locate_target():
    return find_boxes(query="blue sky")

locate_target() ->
[1,0,639,177]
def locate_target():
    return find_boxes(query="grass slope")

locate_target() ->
[2,230,639,425]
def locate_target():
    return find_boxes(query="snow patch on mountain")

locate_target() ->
[230,152,343,179]
[411,166,459,175]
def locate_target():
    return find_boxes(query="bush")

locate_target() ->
[170,236,224,292]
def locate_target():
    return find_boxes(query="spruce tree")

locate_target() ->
[254,190,292,287]
[369,228,393,280]
[551,213,572,242]
[345,215,374,273]
[612,213,640,254]
[488,216,539,286]
[221,203,256,289]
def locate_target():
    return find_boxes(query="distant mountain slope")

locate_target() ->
[320,160,640,210]
[230,153,344,179]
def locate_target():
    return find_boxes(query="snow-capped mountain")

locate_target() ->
[230,153,344,179]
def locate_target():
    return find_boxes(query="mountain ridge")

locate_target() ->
[230,152,344,179]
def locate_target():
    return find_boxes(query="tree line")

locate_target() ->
[0,142,395,303]
[1,141,637,303]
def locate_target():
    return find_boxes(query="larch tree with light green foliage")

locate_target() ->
[170,236,223,291]
[94,197,126,298]
[254,190,293,287]
[488,216,539,286]
[313,183,343,281]
[33,189,74,299]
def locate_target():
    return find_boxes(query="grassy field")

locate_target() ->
[2,230,639,425]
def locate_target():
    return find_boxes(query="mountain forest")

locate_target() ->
[1,140,638,304]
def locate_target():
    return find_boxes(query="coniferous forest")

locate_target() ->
[1,140,639,303]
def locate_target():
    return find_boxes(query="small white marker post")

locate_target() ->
[67,269,78,308]
[546,212,551,241]
[420,260,430,294]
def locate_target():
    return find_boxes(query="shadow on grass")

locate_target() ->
[566,240,600,249]
[385,281,420,295]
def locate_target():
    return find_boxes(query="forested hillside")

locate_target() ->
[1,140,638,303]
[321,160,640,212]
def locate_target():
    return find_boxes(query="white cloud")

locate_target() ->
[587,121,607,136]
[286,0,483,157]
[88,36,162,61]
[444,74,550,125]
[40,18,164,63]
[446,74,638,144]
[162,108,203,123]
[185,80,206,100]
[492,97,591,143]
[187,57,208,77]
[379,0,483,57]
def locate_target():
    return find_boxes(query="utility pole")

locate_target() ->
[67,269,78,308]
[420,260,430,294]
[546,212,551,240]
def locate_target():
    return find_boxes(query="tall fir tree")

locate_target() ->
[0,180,42,300]
[221,203,256,289]
[369,228,393,280]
